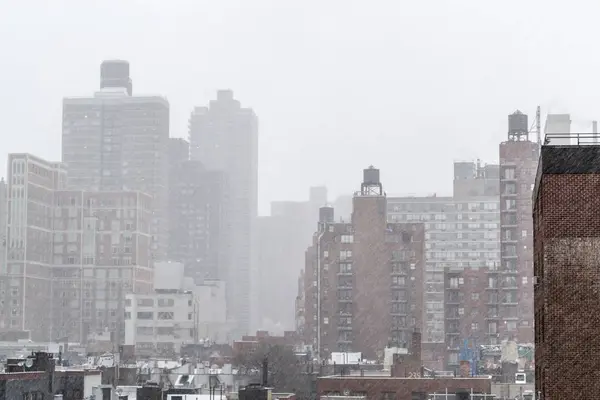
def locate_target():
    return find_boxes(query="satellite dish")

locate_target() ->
[24,358,33,368]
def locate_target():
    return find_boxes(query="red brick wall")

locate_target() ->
[534,173,600,399]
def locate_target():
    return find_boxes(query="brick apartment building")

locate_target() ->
[494,111,539,344]
[534,140,600,399]
[444,267,489,370]
[1,153,153,342]
[302,167,425,360]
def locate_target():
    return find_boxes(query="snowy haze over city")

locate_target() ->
[2,0,600,214]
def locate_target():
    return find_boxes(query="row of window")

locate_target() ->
[125,311,192,320]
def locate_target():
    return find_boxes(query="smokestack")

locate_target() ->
[262,357,268,387]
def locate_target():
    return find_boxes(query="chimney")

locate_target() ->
[262,357,268,387]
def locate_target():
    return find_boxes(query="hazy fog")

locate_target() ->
[1,0,599,212]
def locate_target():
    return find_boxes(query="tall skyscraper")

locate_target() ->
[168,150,227,282]
[2,154,66,340]
[189,90,258,336]
[62,61,170,261]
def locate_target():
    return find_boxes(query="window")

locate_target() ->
[507,321,517,331]
[471,293,479,300]
[137,298,154,307]
[471,322,479,331]
[158,298,174,307]
[157,312,174,320]
[339,250,352,260]
[392,276,405,286]
[341,235,354,243]
[522,276,528,285]
[136,312,153,320]
[157,327,174,335]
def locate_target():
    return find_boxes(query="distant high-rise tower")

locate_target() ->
[189,90,258,337]
[62,61,170,261]
[100,60,132,96]
[492,110,539,344]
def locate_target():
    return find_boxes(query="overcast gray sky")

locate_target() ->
[1,0,598,214]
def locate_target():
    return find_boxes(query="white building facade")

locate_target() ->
[124,290,195,357]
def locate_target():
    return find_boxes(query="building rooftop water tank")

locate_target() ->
[363,166,380,186]
[319,206,334,223]
[508,110,528,134]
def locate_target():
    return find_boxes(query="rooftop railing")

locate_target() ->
[544,132,600,146]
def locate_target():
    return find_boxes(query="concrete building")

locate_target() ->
[194,279,229,343]
[189,90,258,337]
[62,60,170,262]
[302,167,425,360]
[0,153,153,342]
[50,190,154,342]
[169,137,190,164]
[387,161,500,347]
[494,111,539,344]
[453,160,500,198]
[125,261,228,354]
[258,187,327,332]
[168,153,227,283]
[533,140,600,399]
[124,289,195,358]
[2,154,67,340]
